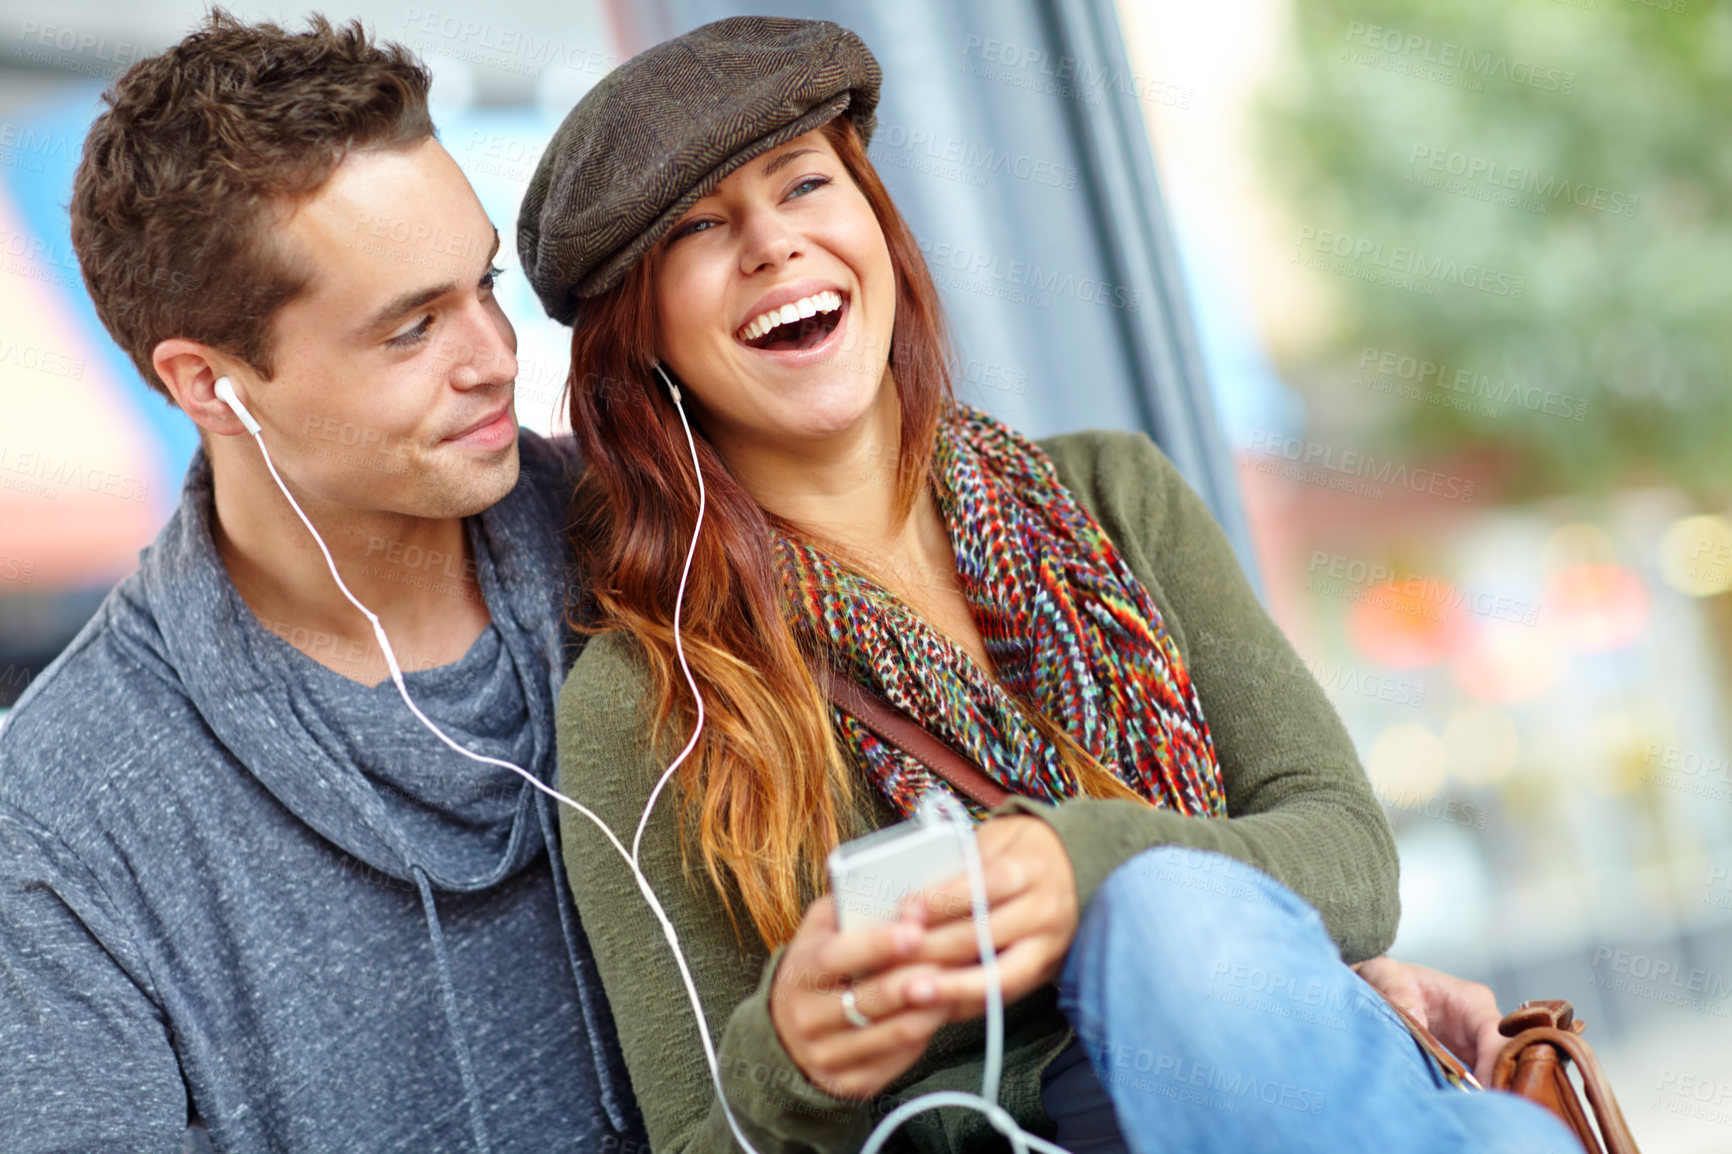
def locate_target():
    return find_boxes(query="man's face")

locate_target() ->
[237,137,520,520]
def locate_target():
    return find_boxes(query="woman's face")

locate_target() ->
[651,128,897,457]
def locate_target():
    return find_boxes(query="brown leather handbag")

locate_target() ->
[1386,998,1640,1154]
[822,672,1643,1154]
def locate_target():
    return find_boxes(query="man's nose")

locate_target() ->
[448,305,517,388]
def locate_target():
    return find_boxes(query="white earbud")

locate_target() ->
[214,376,262,435]
[652,361,682,406]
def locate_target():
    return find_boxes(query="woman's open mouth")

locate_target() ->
[735,290,846,353]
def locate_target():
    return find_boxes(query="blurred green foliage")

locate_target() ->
[1255,0,1732,502]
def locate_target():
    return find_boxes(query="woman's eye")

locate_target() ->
[666,179,827,244]
[387,316,433,349]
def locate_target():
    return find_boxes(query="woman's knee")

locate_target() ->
[1093,846,1327,937]
[1061,846,1342,1016]
[1064,846,1339,997]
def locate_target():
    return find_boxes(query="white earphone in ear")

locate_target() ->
[651,361,682,406]
[214,376,262,435]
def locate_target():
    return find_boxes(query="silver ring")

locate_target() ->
[839,985,872,1029]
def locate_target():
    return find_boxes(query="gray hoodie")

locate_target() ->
[0,431,644,1153]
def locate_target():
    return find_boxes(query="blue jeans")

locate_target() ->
[1049,846,1585,1154]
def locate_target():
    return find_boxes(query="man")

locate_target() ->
[0,12,640,1152]
[0,10,1514,1154]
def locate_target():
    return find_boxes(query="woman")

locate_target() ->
[520,16,1582,1154]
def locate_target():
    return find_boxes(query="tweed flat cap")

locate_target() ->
[517,16,881,325]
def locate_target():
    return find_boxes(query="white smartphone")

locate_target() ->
[827,807,968,933]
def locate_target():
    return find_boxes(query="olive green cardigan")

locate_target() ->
[555,430,1400,1154]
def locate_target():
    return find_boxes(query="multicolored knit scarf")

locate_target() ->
[773,404,1226,820]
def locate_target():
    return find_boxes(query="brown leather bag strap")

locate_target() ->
[1380,998,1477,1089]
[1492,1024,1642,1154]
[818,668,1015,811]
[1374,993,1641,1154]
[1500,999,1584,1036]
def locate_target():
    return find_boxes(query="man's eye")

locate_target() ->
[387,317,433,348]
[481,264,505,290]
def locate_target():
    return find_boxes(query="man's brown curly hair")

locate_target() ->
[70,8,434,400]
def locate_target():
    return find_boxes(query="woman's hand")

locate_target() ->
[768,895,953,1100]
[893,815,1079,1021]
[1352,955,1507,1086]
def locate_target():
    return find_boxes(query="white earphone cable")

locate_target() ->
[633,366,707,871]
[228,371,1072,1154]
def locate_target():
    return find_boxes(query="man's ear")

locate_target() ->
[153,339,254,437]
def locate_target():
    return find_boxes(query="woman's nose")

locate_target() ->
[737,207,802,275]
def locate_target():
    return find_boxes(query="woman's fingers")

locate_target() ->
[802,1002,952,1078]
[900,935,1068,1020]
[773,902,930,1042]
[812,919,925,984]
[900,890,1045,968]
[772,818,1081,1097]
[780,960,952,1099]
[846,960,956,1021]
[903,861,1023,927]
[788,896,925,985]
[903,817,1076,934]
[772,900,965,1100]
[1352,956,1428,1029]
[804,893,840,935]
[1471,1017,1506,1088]
[814,1032,949,1095]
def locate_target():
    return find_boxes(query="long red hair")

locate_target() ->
[565,117,954,945]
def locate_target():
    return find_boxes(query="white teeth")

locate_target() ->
[737,291,843,342]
